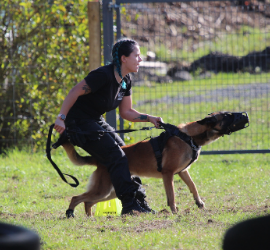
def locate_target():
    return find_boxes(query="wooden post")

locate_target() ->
[88,1,101,71]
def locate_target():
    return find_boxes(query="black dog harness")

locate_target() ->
[150,122,201,172]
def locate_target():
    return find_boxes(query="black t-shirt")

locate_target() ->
[66,64,132,120]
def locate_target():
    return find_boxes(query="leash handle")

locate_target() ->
[157,121,165,129]
[46,124,79,188]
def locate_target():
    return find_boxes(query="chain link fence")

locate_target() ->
[1,0,270,153]
[112,0,270,153]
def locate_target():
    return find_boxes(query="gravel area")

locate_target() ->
[134,82,270,107]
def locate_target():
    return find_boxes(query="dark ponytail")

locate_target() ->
[112,39,138,80]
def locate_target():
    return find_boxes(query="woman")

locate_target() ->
[54,38,163,215]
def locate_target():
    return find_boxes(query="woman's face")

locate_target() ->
[122,45,142,73]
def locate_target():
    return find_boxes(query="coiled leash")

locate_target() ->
[46,124,158,187]
[46,124,79,187]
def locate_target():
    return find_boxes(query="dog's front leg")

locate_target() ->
[178,170,205,209]
[162,172,177,213]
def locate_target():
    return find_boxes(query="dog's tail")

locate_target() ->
[62,141,97,166]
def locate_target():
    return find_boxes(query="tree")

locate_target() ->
[0,0,91,151]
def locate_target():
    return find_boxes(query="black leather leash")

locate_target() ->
[66,125,157,136]
[46,124,79,187]
[46,123,159,187]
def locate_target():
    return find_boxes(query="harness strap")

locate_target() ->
[174,131,201,173]
[150,122,201,173]
[149,138,163,172]
[46,124,79,188]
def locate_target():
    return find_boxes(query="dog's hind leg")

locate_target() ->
[84,190,117,216]
[84,202,95,217]
[66,167,113,218]
[162,171,177,213]
[178,170,205,208]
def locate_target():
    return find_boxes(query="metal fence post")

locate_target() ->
[103,0,117,129]
[115,4,125,140]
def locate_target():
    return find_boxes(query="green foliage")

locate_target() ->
[0,0,89,151]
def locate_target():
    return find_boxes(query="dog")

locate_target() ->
[61,111,249,217]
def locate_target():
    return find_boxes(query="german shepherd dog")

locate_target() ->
[61,112,249,216]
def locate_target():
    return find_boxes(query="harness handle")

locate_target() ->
[46,124,79,188]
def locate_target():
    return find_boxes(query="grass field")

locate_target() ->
[1,149,270,249]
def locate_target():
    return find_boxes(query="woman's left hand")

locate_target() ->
[148,116,164,128]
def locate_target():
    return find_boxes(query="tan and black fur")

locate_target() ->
[62,112,242,216]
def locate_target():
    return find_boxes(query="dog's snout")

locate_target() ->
[226,112,249,134]
[213,112,249,135]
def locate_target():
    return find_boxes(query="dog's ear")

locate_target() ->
[197,116,217,125]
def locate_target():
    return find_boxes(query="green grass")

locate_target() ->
[1,149,270,249]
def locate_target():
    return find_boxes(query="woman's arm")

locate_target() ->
[54,79,91,134]
[119,95,163,128]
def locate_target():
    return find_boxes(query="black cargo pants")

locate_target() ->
[65,117,137,198]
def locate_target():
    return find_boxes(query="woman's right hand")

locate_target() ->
[54,118,65,134]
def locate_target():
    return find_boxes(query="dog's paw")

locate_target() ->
[195,200,205,209]
[66,209,75,218]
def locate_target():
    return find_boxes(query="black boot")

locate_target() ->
[135,191,157,214]
[120,192,149,215]
[131,176,157,214]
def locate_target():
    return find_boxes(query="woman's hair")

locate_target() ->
[112,38,138,80]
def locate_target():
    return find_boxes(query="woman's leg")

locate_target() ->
[66,119,148,214]
[98,118,156,213]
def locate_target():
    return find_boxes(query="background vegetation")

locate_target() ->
[1,0,89,151]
